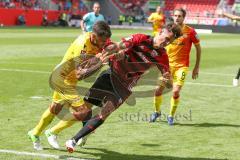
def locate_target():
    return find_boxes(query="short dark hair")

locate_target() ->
[174,8,187,18]
[93,21,112,38]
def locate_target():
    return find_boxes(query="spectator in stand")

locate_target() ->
[57,1,63,11]
[42,12,48,26]
[17,14,26,25]
[118,14,125,25]
[59,12,68,26]
[107,15,112,25]
[79,0,85,11]
[127,15,133,26]
[141,14,146,26]
[4,0,10,8]
[34,0,40,10]
[64,0,72,11]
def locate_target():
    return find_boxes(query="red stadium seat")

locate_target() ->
[164,0,220,18]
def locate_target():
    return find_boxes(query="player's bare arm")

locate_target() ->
[192,43,201,79]
[75,43,119,80]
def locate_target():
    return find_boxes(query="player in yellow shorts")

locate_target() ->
[170,67,189,86]
[150,8,202,125]
[148,6,165,36]
[27,21,113,150]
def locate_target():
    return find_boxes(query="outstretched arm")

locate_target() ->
[75,42,121,80]
[80,20,85,32]
[108,36,136,61]
[192,43,201,79]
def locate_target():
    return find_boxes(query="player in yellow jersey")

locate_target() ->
[148,6,165,36]
[27,21,113,150]
[150,8,202,125]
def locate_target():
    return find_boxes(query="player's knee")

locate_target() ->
[155,87,163,96]
[49,103,63,115]
[100,100,117,120]
[73,106,92,121]
[172,90,180,98]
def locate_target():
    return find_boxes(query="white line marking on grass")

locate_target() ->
[0,68,236,88]
[0,68,235,77]
[0,63,235,76]
[30,96,44,99]
[0,149,90,160]
[200,71,234,76]
[0,68,50,74]
[0,62,54,66]
[141,79,234,88]
[185,82,234,88]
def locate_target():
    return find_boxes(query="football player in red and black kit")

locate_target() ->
[65,22,182,152]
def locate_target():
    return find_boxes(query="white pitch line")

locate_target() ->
[0,62,54,66]
[30,96,45,99]
[0,68,236,88]
[141,80,234,88]
[0,68,235,77]
[200,71,234,76]
[185,82,234,88]
[0,62,236,77]
[0,149,89,160]
[0,68,50,74]
[0,61,236,77]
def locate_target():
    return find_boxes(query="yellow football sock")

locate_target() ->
[50,120,76,135]
[154,95,163,113]
[169,96,180,117]
[33,109,55,136]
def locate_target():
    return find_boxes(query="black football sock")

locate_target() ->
[73,115,104,142]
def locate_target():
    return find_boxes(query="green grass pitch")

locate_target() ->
[0,27,239,160]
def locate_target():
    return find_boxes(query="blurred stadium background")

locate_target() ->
[0,0,240,160]
[0,0,240,31]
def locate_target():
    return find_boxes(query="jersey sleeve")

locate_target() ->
[148,13,154,21]
[190,28,200,45]
[83,13,90,22]
[121,34,148,48]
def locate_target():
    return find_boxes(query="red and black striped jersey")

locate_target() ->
[110,34,170,91]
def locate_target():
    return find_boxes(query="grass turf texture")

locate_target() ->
[0,27,239,160]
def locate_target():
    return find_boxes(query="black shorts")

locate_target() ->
[84,69,130,107]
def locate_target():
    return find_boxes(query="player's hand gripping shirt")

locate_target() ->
[52,32,102,88]
[110,34,170,91]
